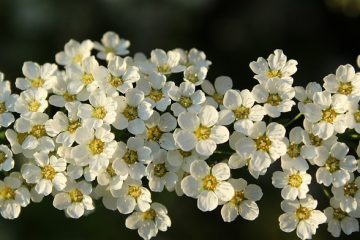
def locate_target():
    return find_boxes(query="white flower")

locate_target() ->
[324,197,359,237]
[21,152,67,196]
[314,142,357,187]
[167,148,205,172]
[357,55,360,68]
[183,65,208,86]
[0,80,16,128]
[332,175,360,213]
[146,149,178,192]
[221,89,265,135]
[250,49,297,85]
[125,202,171,240]
[78,90,117,128]
[221,178,263,222]
[150,49,184,74]
[168,81,205,117]
[95,56,140,96]
[71,126,117,172]
[201,76,233,108]
[175,48,211,68]
[252,78,295,118]
[0,172,31,219]
[272,169,311,200]
[174,105,229,156]
[53,180,94,219]
[294,82,322,113]
[115,178,152,214]
[5,129,29,155]
[112,88,154,135]
[55,39,93,66]
[94,158,127,192]
[0,145,14,171]
[94,31,130,60]
[15,61,57,91]
[303,91,348,139]
[324,64,360,98]
[14,88,48,115]
[181,160,234,212]
[345,99,360,133]
[279,195,326,240]
[235,121,287,172]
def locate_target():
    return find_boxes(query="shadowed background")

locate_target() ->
[0,0,360,239]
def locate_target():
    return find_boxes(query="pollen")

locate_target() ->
[267,69,282,78]
[179,96,192,108]
[153,163,167,178]
[72,54,83,64]
[142,208,157,220]
[194,125,211,140]
[338,82,353,95]
[0,151,6,164]
[106,164,117,177]
[147,126,163,141]
[187,72,199,84]
[179,149,192,158]
[287,143,301,158]
[230,191,245,205]
[67,120,81,134]
[92,106,107,119]
[42,165,56,180]
[288,173,303,188]
[256,135,272,152]
[148,88,163,102]
[309,133,322,146]
[123,149,138,165]
[63,92,77,102]
[0,186,15,200]
[88,138,105,155]
[234,106,250,120]
[81,73,94,85]
[322,107,337,123]
[266,93,282,106]
[31,78,45,88]
[353,111,360,123]
[343,182,358,197]
[296,206,311,220]
[123,105,138,121]
[128,185,142,199]
[109,75,123,88]
[69,188,83,203]
[324,156,340,173]
[157,64,171,74]
[28,100,41,112]
[0,102,7,113]
[212,93,223,105]
[17,132,28,144]
[333,208,347,220]
[202,175,218,191]
[30,125,46,138]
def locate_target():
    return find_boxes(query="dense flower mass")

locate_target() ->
[0,31,360,239]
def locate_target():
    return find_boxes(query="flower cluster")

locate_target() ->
[0,32,360,240]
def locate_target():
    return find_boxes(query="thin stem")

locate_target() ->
[284,113,302,127]
[322,186,331,199]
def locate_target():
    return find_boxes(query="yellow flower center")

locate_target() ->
[296,206,311,220]
[67,120,81,134]
[288,173,303,188]
[142,208,157,220]
[0,186,15,200]
[309,133,322,146]
[28,100,41,112]
[230,191,245,206]
[104,47,115,54]
[212,93,223,105]
[123,105,138,121]
[148,88,163,102]
[72,54,83,64]
[128,185,142,199]
[69,188,83,203]
[0,151,6,164]
[157,64,171,74]
[287,143,302,159]
[179,149,192,158]
[31,78,45,88]
[325,156,340,173]
[42,165,56,180]
[81,73,94,85]
[333,208,347,220]
[0,102,7,113]
[353,111,360,123]
[187,72,199,84]
[202,175,218,191]
[123,149,138,165]
[88,138,105,155]
[153,163,167,178]
[267,93,282,106]
[63,92,77,102]
[31,125,46,138]
[234,106,250,120]
[17,132,28,144]
[92,106,107,119]
[109,75,123,88]
[344,182,358,197]
[256,135,272,152]
[147,126,163,141]
[322,107,337,123]
[338,82,353,95]
[267,69,282,78]
[194,125,211,140]
[179,96,192,108]
[106,164,117,177]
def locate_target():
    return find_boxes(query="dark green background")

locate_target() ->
[0,0,360,239]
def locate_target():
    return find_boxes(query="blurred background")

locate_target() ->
[0,0,360,239]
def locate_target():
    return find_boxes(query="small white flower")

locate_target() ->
[94,31,130,60]
[175,48,211,68]
[174,105,229,156]
[14,88,48,115]
[15,61,57,91]
[279,194,326,240]
[94,158,127,192]
[21,152,67,196]
[150,49,185,74]
[250,49,298,85]
[181,160,234,212]
[332,175,360,213]
[125,202,171,240]
[5,129,29,155]
[53,180,94,219]
[294,82,322,113]
[345,99,360,133]
[167,148,205,172]
[183,65,208,86]
[0,172,31,219]
[221,178,263,222]
[0,145,14,171]
[55,39,93,66]
[357,55,360,68]
[272,169,311,200]
[252,78,295,118]
[201,76,233,108]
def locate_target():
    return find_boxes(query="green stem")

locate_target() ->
[284,113,302,127]
[350,134,360,139]
[322,186,331,199]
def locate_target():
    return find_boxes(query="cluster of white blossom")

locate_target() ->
[0,32,360,239]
